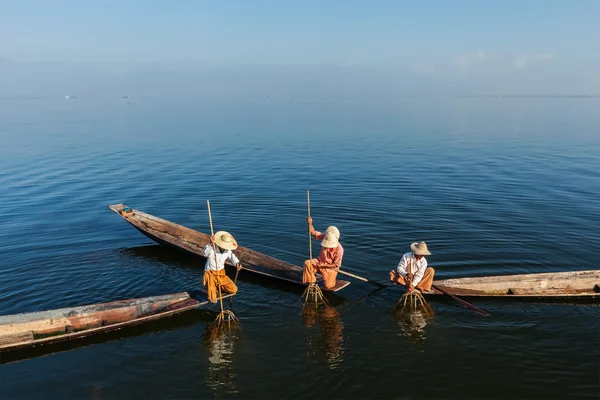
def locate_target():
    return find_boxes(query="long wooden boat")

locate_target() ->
[0,291,233,353]
[428,270,600,301]
[108,204,350,292]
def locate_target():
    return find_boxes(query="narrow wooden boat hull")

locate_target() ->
[109,204,351,292]
[0,291,232,353]
[427,270,600,301]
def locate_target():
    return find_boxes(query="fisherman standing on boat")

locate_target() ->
[389,242,435,293]
[302,217,344,289]
[202,231,242,303]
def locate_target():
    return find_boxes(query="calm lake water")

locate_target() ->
[0,96,599,399]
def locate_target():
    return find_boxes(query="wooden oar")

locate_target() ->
[432,284,490,316]
[337,269,390,287]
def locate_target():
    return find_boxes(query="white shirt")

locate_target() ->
[396,252,428,287]
[202,244,239,271]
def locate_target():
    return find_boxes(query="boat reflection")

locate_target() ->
[302,305,344,368]
[393,303,435,344]
[202,321,240,396]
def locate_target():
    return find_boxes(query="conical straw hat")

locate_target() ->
[321,231,339,249]
[325,226,340,240]
[410,241,431,256]
[214,231,238,250]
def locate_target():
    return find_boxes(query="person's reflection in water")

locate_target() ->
[302,305,344,368]
[202,321,240,396]
[393,303,435,345]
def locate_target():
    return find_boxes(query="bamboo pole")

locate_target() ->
[302,190,327,305]
[307,190,312,260]
[206,200,237,325]
[229,248,244,305]
[206,200,225,314]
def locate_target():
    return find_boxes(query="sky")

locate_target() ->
[1,0,599,96]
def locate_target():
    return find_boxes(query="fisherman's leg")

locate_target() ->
[321,268,339,290]
[416,268,435,292]
[389,270,408,286]
[203,271,218,303]
[302,259,318,284]
[219,271,238,295]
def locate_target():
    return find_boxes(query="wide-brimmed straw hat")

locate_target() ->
[411,241,431,256]
[321,231,339,249]
[214,231,238,250]
[325,226,340,240]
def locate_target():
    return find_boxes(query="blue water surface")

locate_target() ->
[0,96,599,399]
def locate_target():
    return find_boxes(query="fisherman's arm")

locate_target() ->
[229,251,243,271]
[306,217,320,238]
[412,260,427,287]
[397,254,409,276]
[202,243,214,257]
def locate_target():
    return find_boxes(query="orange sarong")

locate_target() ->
[202,269,238,302]
[389,267,435,292]
[302,259,339,289]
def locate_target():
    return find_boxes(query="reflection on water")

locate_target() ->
[302,305,344,368]
[202,322,240,396]
[393,303,435,345]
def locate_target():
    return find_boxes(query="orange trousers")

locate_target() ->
[203,269,238,302]
[389,267,435,292]
[303,259,338,289]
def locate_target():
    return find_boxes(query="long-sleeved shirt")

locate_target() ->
[396,252,428,287]
[202,244,239,271]
[315,231,344,268]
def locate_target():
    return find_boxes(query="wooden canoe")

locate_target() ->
[108,204,351,292]
[428,269,600,301]
[0,290,233,353]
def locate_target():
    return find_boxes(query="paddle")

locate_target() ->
[337,269,390,287]
[432,284,490,316]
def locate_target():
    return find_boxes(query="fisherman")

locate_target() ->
[202,231,243,303]
[302,217,344,289]
[389,241,435,293]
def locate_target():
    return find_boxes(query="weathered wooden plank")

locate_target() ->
[0,291,230,352]
[508,287,578,295]
[0,331,34,346]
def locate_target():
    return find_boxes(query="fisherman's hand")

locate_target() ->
[408,285,415,293]
[236,263,242,271]
[209,235,215,245]
[407,273,414,281]
[306,216,313,225]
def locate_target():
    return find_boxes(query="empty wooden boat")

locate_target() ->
[108,203,350,292]
[428,270,600,301]
[0,291,233,353]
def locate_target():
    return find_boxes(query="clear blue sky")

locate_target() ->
[1,1,598,95]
